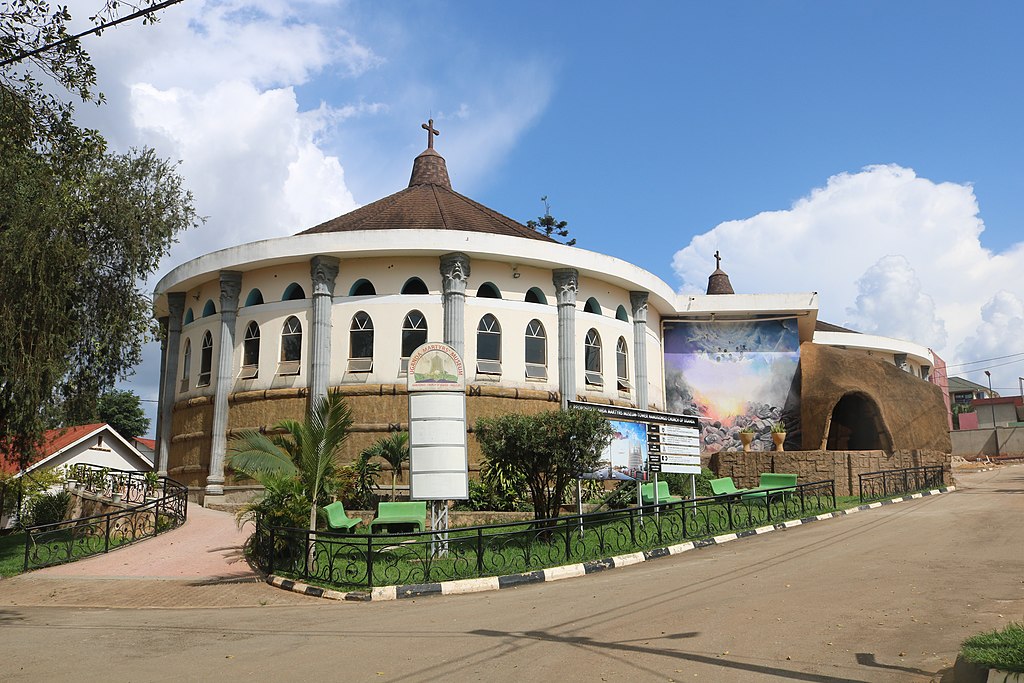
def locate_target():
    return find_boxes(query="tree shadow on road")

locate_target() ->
[469,627,884,683]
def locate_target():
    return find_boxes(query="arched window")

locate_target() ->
[283,283,306,301]
[180,338,192,390]
[241,321,260,378]
[401,277,429,295]
[525,287,547,305]
[616,337,630,392]
[615,305,629,322]
[476,282,501,299]
[476,314,502,375]
[279,316,302,375]
[198,331,213,387]
[202,299,217,317]
[584,297,601,315]
[348,311,374,372]
[525,320,547,380]
[349,279,376,296]
[584,328,603,387]
[183,308,194,326]
[244,289,264,307]
[400,310,427,373]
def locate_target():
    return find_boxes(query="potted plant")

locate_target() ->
[770,421,787,452]
[738,426,756,452]
[144,471,160,500]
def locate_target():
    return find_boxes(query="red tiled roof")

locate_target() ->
[134,437,156,450]
[1,423,104,475]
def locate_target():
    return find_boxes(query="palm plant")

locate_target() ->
[228,392,354,535]
[362,432,409,501]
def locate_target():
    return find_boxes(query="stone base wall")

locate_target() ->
[707,449,951,498]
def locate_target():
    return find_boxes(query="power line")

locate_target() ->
[944,351,1024,369]
[0,0,185,68]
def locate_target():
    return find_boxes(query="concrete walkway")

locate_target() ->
[1,504,316,608]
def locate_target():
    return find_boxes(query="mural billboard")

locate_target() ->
[663,318,800,453]
[600,420,649,481]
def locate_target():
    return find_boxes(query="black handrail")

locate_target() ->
[22,465,188,570]
[858,465,945,503]
[253,478,837,590]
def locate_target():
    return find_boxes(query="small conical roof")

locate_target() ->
[408,148,451,189]
[706,251,735,294]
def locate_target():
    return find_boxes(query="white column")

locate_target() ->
[206,270,241,497]
[553,268,579,410]
[630,291,650,410]
[440,253,471,359]
[157,292,185,477]
[309,256,339,405]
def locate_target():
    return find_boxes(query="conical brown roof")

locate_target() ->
[706,268,735,295]
[299,147,554,242]
[706,250,736,294]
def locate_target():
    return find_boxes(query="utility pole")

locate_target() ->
[985,371,1000,459]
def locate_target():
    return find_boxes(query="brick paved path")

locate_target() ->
[1,503,314,607]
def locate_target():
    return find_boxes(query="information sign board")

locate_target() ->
[407,343,469,500]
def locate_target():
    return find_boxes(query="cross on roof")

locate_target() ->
[422,118,439,149]
[714,250,722,269]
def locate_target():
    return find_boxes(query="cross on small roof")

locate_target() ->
[422,118,439,149]
[714,250,722,269]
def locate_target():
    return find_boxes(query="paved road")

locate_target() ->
[1,466,1021,682]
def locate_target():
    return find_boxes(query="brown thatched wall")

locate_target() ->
[167,384,635,488]
[799,343,951,453]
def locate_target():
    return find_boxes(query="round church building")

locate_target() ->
[152,125,951,504]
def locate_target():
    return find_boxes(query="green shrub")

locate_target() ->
[236,474,310,530]
[960,622,1024,673]
[25,490,71,526]
[453,479,527,512]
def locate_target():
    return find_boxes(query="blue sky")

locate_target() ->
[63,1,1024,430]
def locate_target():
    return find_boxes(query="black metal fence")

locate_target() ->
[23,465,188,570]
[252,478,836,591]
[858,465,945,503]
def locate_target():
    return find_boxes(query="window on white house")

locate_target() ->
[198,331,213,386]
[525,319,547,380]
[584,328,603,387]
[477,314,502,375]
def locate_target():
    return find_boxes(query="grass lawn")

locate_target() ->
[0,532,27,577]
[961,622,1024,673]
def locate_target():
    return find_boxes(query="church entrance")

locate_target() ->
[826,392,893,451]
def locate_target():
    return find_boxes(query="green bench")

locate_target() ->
[640,480,683,505]
[370,501,427,534]
[709,477,748,498]
[740,473,798,503]
[322,501,361,532]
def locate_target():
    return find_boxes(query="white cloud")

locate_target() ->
[672,164,1024,392]
[846,255,947,349]
[129,80,358,265]
[58,1,558,433]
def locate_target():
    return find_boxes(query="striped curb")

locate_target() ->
[267,485,955,602]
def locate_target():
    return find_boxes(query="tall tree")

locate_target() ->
[526,196,576,246]
[475,408,613,522]
[0,1,197,466]
[97,390,150,441]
